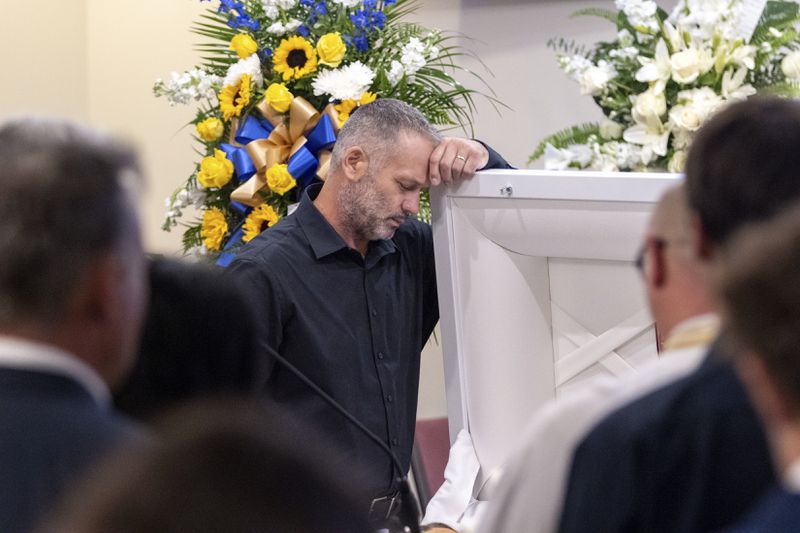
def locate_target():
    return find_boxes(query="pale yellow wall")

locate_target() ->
[85,0,209,255]
[0,0,88,121]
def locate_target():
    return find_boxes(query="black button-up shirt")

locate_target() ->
[229,184,438,493]
[228,145,510,494]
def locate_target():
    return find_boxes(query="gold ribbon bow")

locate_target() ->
[231,97,341,207]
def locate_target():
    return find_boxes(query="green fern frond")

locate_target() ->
[547,37,589,57]
[570,8,618,24]
[181,225,203,251]
[752,1,800,44]
[529,123,600,164]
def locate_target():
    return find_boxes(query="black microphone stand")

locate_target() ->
[263,345,422,533]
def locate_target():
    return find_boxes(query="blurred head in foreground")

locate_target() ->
[42,399,373,533]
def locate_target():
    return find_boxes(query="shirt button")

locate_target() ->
[392,437,399,446]
[371,309,377,317]
[386,394,393,403]
[377,352,384,360]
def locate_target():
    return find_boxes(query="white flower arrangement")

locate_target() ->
[532,0,800,172]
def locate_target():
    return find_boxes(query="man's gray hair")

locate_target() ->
[0,118,141,324]
[330,98,442,170]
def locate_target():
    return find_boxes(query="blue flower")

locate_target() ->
[218,0,244,13]
[353,35,369,52]
[258,48,274,62]
[371,11,386,29]
[300,0,314,5]
[296,25,310,37]
[350,10,369,30]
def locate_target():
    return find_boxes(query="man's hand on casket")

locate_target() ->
[429,138,489,186]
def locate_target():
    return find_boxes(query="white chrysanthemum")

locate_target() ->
[331,0,360,6]
[312,61,376,100]
[223,54,264,88]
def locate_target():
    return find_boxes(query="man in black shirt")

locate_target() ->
[228,99,510,514]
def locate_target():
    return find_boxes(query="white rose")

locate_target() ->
[782,51,800,80]
[669,105,703,131]
[632,88,666,123]
[599,120,623,140]
[668,150,687,173]
[670,48,713,84]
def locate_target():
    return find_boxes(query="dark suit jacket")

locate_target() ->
[558,345,775,533]
[723,486,800,532]
[0,367,139,532]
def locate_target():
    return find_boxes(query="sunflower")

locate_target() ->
[219,73,252,121]
[201,208,229,251]
[273,36,318,81]
[335,92,377,125]
[243,204,281,242]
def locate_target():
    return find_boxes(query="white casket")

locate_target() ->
[430,169,681,482]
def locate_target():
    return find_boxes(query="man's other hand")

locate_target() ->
[429,138,489,186]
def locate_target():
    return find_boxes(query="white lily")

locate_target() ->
[730,44,757,70]
[544,144,578,170]
[636,39,671,94]
[662,21,684,52]
[721,67,757,100]
[623,114,670,165]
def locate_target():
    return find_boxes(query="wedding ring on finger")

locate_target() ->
[455,154,467,162]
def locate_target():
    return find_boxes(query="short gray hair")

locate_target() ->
[330,98,442,170]
[0,118,141,323]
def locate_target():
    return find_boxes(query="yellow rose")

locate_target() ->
[316,33,346,68]
[265,83,293,113]
[229,33,258,59]
[201,208,228,251]
[266,164,297,195]
[196,117,224,142]
[198,149,234,189]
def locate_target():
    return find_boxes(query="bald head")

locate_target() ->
[642,183,715,344]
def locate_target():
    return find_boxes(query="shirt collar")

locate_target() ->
[296,183,398,262]
[662,313,720,352]
[0,335,111,407]
[784,458,800,493]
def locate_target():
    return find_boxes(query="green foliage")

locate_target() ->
[529,123,600,164]
[570,8,617,24]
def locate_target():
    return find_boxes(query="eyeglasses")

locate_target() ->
[634,238,666,274]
